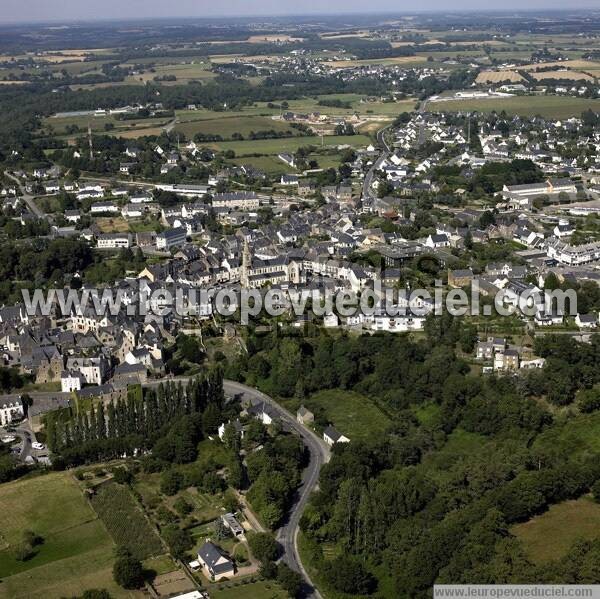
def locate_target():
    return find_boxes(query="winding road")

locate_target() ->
[223,381,330,599]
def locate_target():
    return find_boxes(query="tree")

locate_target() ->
[324,556,377,595]
[248,532,280,563]
[160,469,184,496]
[276,563,303,598]
[113,550,144,589]
[173,496,193,516]
[162,525,193,560]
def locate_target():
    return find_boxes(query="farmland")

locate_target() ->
[512,496,600,564]
[475,70,524,84]
[174,115,302,140]
[90,481,165,560]
[433,95,600,119]
[0,472,136,599]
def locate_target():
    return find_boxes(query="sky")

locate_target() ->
[0,0,598,24]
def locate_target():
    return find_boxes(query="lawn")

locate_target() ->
[511,496,600,564]
[90,481,164,560]
[0,472,137,598]
[432,95,600,119]
[211,580,289,599]
[305,389,391,442]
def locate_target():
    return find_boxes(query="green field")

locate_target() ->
[206,134,371,156]
[211,580,289,599]
[533,411,600,458]
[304,389,391,442]
[175,115,301,139]
[0,472,136,599]
[432,95,600,119]
[511,496,600,564]
[90,481,164,560]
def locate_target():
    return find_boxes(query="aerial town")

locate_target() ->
[2,8,600,599]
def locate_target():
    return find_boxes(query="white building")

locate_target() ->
[0,400,24,426]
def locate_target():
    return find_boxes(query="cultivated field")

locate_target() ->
[476,70,524,83]
[175,115,300,139]
[0,472,137,599]
[90,482,165,560]
[511,496,600,564]
[530,70,594,81]
[434,95,600,119]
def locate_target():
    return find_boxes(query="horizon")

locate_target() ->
[1,3,599,26]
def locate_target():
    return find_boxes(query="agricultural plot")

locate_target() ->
[90,482,164,560]
[476,70,524,84]
[434,95,600,119]
[511,496,600,564]
[175,115,301,140]
[206,134,372,156]
[530,71,594,82]
[0,472,134,599]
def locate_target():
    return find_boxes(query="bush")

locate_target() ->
[112,466,133,485]
[160,469,184,496]
[592,480,600,503]
[323,556,377,595]
[173,496,193,516]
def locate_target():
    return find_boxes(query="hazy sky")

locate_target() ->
[0,0,598,24]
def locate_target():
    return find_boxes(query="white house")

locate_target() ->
[61,370,85,393]
[323,425,350,446]
[197,542,234,582]
[0,400,24,426]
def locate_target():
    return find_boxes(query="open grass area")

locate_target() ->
[0,472,137,598]
[304,389,391,442]
[511,496,600,564]
[90,482,164,560]
[433,95,600,119]
[206,134,371,156]
[533,411,600,458]
[211,580,288,599]
[175,115,301,139]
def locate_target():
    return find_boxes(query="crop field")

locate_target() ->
[324,55,428,68]
[175,115,301,139]
[475,70,525,83]
[0,472,137,599]
[125,61,217,85]
[530,71,594,82]
[512,496,600,564]
[509,59,600,72]
[433,95,600,119]
[90,482,164,560]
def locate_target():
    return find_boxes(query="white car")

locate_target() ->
[31,442,45,450]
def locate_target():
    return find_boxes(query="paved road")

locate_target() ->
[1,378,330,597]
[4,171,49,220]
[146,378,331,598]
[223,381,330,599]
